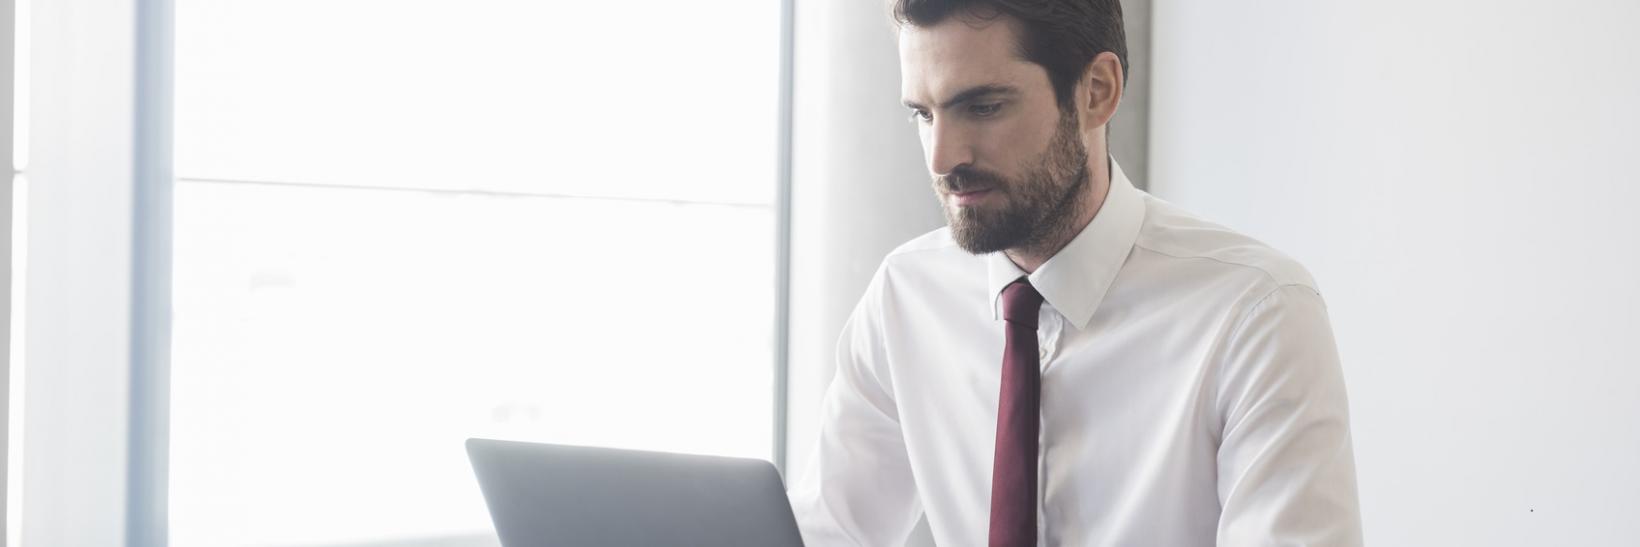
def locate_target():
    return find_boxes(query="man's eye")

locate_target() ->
[970,103,1002,117]
[910,109,933,124]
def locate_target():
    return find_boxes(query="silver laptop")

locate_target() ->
[466,438,805,547]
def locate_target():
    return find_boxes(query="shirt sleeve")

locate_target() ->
[1214,284,1364,546]
[786,276,923,546]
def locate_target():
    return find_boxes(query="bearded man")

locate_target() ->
[786,1,1364,545]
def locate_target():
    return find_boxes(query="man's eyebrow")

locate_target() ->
[902,84,1020,110]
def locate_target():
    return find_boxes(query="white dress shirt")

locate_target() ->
[787,161,1362,546]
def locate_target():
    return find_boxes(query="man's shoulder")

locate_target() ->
[868,226,984,290]
[1133,194,1319,294]
[885,226,960,258]
[875,226,983,277]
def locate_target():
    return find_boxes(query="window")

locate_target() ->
[170,2,783,545]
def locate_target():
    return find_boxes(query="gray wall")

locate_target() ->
[784,1,1150,544]
[1109,0,1151,188]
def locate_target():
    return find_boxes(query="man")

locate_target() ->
[786,1,1363,545]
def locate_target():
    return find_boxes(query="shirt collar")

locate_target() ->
[986,158,1147,330]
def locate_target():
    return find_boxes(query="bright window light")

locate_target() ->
[170,2,782,546]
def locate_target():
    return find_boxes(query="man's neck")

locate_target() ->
[1003,156,1113,274]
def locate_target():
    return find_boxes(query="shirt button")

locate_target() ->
[1039,348,1049,360]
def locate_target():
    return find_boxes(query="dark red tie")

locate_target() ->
[989,279,1044,547]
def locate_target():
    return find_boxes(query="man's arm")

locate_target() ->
[787,277,923,546]
[1214,284,1364,546]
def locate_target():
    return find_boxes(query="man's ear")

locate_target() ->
[1078,52,1125,129]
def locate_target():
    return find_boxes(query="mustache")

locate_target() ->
[935,166,1007,194]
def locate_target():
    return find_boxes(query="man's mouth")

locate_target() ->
[950,188,994,206]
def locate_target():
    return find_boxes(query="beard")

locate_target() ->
[936,108,1090,255]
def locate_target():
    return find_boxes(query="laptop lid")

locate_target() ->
[466,438,804,547]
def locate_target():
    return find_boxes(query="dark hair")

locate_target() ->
[892,0,1128,111]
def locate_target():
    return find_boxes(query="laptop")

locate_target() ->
[466,438,805,547]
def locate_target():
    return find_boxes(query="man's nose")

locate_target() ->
[925,120,974,176]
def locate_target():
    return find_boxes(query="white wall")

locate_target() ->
[785,1,942,543]
[1150,1,1640,545]
[784,0,939,488]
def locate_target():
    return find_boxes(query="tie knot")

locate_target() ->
[1000,279,1044,328]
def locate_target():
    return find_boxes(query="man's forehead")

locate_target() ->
[898,15,1036,106]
